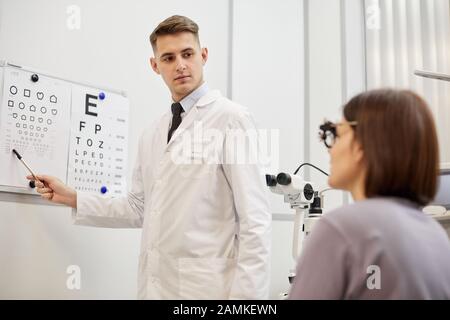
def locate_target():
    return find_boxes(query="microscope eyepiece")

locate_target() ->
[265,174,277,187]
[276,173,292,186]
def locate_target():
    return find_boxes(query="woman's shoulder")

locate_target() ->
[326,197,420,217]
[321,197,425,234]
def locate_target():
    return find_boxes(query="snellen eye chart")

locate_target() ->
[68,85,128,195]
[0,61,129,197]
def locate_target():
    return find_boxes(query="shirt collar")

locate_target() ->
[174,82,209,114]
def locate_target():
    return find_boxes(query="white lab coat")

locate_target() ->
[72,90,271,299]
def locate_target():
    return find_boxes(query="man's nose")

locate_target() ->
[176,57,187,72]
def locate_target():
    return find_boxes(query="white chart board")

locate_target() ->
[0,61,129,198]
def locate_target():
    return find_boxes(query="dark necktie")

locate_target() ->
[167,102,184,143]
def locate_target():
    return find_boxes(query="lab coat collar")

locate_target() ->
[177,82,210,114]
[195,90,222,108]
[164,90,222,148]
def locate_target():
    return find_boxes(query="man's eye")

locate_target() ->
[162,56,174,62]
[183,52,193,58]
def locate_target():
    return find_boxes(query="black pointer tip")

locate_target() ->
[12,149,22,160]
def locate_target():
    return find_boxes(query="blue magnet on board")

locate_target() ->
[100,186,108,194]
[99,92,106,100]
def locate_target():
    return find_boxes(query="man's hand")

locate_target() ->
[26,175,77,208]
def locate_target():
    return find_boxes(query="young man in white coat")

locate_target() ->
[28,15,272,299]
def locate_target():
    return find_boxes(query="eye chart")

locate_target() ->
[68,85,128,196]
[0,61,129,198]
[0,65,71,190]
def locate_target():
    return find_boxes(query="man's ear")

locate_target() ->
[201,47,208,65]
[150,57,160,75]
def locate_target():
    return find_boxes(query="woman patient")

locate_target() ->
[289,89,450,299]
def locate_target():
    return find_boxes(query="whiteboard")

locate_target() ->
[0,61,129,198]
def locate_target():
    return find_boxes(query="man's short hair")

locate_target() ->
[149,15,200,51]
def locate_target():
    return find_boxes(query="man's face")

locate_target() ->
[150,32,208,102]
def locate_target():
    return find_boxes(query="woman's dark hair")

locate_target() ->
[343,89,439,206]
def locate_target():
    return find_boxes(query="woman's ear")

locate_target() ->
[352,139,365,164]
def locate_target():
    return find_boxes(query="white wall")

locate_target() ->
[231,0,304,297]
[0,0,230,299]
[307,0,346,210]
